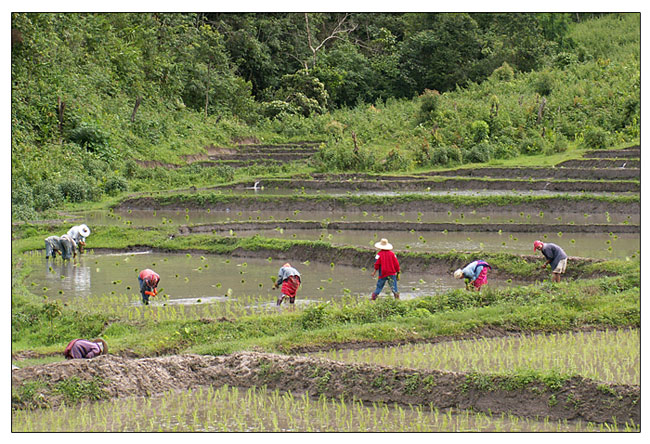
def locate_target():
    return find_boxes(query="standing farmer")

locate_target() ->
[63,338,108,359]
[138,269,160,305]
[273,262,301,306]
[534,240,568,283]
[44,235,63,259]
[371,238,400,300]
[454,260,492,291]
[67,224,91,254]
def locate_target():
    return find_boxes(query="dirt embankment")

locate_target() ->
[178,220,640,234]
[229,178,639,193]
[556,159,639,169]
[429,167,640,180]
[117,196,640,216]
[11,352,639,424]
[584,147,640,158]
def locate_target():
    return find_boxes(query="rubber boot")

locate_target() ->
[370,292,378,301]
[393,293,400,300]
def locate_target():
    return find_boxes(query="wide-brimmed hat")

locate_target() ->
[374,238,393,250]
[79,224,91,238]
[282,262,292,268]
[91,338,108,355]
[453,269,463,279]
[533,240,544,252]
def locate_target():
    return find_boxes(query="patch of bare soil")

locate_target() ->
[117,195,639,219]
[11,351,639,424]
[428,167,640,180]
[557,159,639,169]
[177,220,639,234]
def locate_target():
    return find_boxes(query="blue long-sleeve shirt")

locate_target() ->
[461,261,485,281]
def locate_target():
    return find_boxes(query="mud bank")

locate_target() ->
[584,147,640,158]
[429,167,640,180]
[117,195,639,216]
[557,159,639,169]
[11,352,640,424]
[178,220,640,234]
[227,178,640,193]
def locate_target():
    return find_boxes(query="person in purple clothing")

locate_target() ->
[534,240,568,283]
[63,338,108,359]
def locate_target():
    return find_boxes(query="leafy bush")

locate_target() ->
[58,179,89,202]
[104,176,128,196]
[417,89,441,124]
[377,148,411,172]
[534,70,555,96]
[430,145,462,166]
[470,120,490,143]
[33,182,64,211]
[519,133,549,155]
[463,142,493,163]
[582,126,610,149]
[493,142,520,159]
[12,204,37,221]
[491,62,515,82]
[315,144,376,171]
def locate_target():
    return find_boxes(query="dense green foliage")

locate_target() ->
[11,13,639,219]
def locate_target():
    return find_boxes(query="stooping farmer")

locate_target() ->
[138,268,160,305]
[67,224,91,254]
[534,240,568,283]
[44,235,63,259]
[63,338,108,359]
[454,260,492,291]
[371,238,400,300]
[273,262,301,306]
[57,234,77,260]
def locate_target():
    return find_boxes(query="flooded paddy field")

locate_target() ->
[309,328,640,385]
[75,207,639,227]
[26,250,516,309]
[12,383,638,432]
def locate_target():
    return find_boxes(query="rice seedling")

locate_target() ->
[11,384,638,432]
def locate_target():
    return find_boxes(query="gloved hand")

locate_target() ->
[396,272,400,281]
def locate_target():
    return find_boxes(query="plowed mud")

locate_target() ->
[11,352,639,424]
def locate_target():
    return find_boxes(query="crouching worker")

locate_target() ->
[63,338,108,359]
[454,260,492,291]
[371,238,400,300]
[44,235,63,259]
[67,224,91,254]
[59,234,77,260]
[138,268,160,305]
[273,263,301,306]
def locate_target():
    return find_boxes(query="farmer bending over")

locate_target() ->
[63,338,108,359]
[44,235,63,259]
[67,224,91,254]
[534,240,568,283]
[138,268,160,305]
[454,260,492,291]
[274,262,301,306]
[371,238,400,300]
[58,234,77,260]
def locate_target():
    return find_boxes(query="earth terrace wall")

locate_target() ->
[11,352,640,424]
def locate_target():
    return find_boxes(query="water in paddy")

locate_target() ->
[12,384,634,432]
[246,229,639,259]
[75,208,639,227]
[27,251,509,306]
[309,329,640,386]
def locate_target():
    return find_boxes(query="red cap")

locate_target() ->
[533,240,544,252]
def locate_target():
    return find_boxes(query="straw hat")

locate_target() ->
[79,224,91,238]
[454,269,463,279]
[282,263,292,268]
[374,238,393,250]
[92,338,108,355]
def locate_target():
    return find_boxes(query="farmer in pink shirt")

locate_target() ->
[63,338,108,359]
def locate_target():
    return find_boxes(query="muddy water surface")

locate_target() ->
[27,251,512,305]
[75,208,639,227]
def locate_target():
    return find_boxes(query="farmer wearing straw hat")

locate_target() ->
[534,240,568,283]
[67,224,91,254]
[138,268,160,305]
[454,260,492,291]
[63,338,108,359]
[273,262,301,306]
[371,238,401,300]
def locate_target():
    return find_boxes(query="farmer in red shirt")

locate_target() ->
[138,269,160,305]
[371,238,400,300]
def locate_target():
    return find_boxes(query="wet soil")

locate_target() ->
[584,147,640,158]
[11,351,639,424]
[117,195,640,216]
[178,220,640,234]
[429,167,640,180]
[556,159,639,169]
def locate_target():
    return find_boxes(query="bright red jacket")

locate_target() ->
[374,250,400,278]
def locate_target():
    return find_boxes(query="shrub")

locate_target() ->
[534,70,555,96]
[470,120,490,143]
[58,179,89,202]
[544,132,569,155]
[493,143,520,159]
[104,176,128,196]
[491,62,515,82]
[315,144,376,171]
[519,133,549,155]
[417,89,441,124]
[431,145,462,166]
[33,182,64,211]
[463,142,493,163]
[377,148,411,172]
[582,126,610,149]
[12,204,37,221]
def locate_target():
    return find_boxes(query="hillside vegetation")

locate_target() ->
[11,13,640,220]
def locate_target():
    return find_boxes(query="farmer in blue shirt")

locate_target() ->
[534,240,568,283]
[454,260,492,291]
